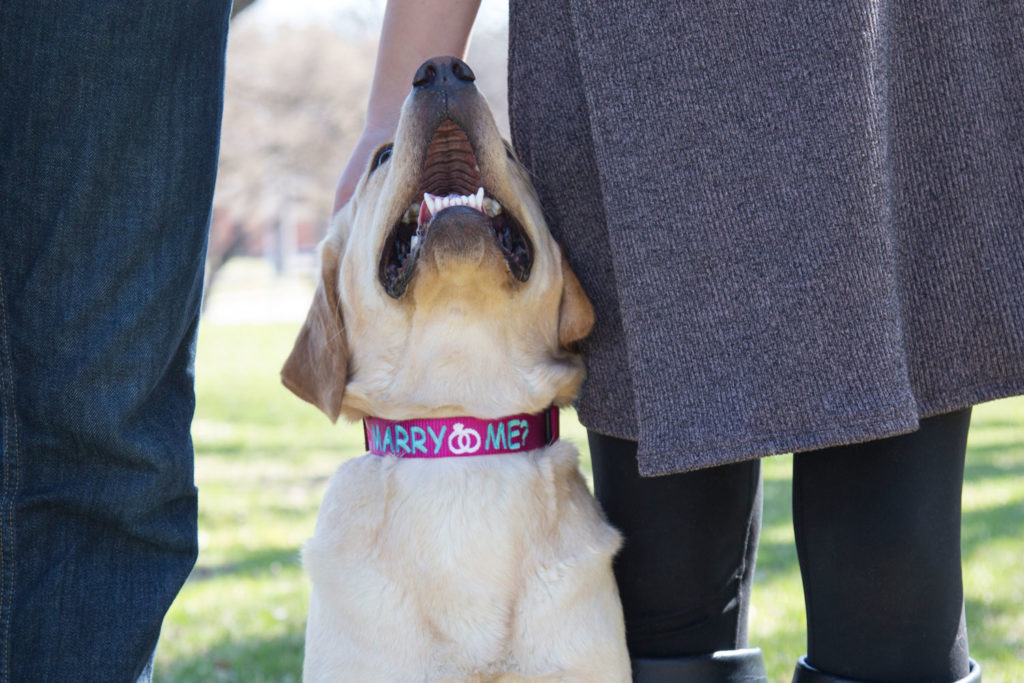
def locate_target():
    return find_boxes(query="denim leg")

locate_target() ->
[0,2,231,680]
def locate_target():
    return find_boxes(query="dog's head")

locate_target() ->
[282,57,594,422]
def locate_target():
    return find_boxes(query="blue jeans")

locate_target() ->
[0,2,231,680]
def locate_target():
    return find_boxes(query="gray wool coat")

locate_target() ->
[507,0,1024,475]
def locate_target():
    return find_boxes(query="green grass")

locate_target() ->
[155,321,1024,682]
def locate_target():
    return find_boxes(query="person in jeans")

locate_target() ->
[337,1,1024,682]
[0,2,232,680]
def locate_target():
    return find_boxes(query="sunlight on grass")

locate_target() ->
[961,403,1024,673]
[155,320,1024,682]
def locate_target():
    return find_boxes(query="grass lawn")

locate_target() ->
[155,320,1024,682]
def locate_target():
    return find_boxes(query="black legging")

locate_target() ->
[588,408,972,681]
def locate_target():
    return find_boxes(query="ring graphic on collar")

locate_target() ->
[448,423,482,455]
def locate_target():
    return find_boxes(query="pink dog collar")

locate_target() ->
[364,407,559,458]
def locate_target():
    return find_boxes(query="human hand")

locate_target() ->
[334,124,396,213]
[332,0,481,214]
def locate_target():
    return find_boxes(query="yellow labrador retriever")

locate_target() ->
[282,57,629,682]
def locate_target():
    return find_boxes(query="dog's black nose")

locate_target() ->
[412,57,476,91]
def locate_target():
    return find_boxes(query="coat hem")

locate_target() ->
[579,379,1024,477]
[636,412,919,477]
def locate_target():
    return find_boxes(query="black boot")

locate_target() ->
[792,655,981,682]
[631,647,768,682]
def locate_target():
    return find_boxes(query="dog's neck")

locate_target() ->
[340,312,584,422]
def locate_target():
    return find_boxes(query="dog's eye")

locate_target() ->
[370,144,393,173]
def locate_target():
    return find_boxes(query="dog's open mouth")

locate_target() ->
[379,121,533,298]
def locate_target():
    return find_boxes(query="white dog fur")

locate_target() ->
[282,60,630,682]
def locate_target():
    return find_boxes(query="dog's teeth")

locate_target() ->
[401,202,419,223]
[483,197,502,217]
[419,190,494,219]
[410,234,421,251]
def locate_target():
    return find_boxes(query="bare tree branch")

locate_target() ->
[207,19,510,281]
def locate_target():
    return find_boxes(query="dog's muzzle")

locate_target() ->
[378,57,534,299]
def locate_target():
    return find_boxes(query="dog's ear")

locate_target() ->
[281,233,348,422]
[558,250,595,348]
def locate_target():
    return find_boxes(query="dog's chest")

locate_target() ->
[301,442,627,680]
[304,446,600,648]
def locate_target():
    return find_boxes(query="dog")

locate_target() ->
[281,56,629,682]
